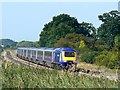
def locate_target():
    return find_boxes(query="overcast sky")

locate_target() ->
[0,1,118,42]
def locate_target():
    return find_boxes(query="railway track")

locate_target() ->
[1,50,119,81]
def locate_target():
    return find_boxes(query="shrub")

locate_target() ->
[95,50,119,69]
[80,50,98,64]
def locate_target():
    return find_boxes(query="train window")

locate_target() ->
[45,51,52,56]
[32,50,36,55]
[19,50,21,55]
[22,49,24,55]
[24,50,26,56]
[38,51,43,55]
[17,49,19,54]
[20,49,22,55]
[64,52,75,57]
[28,50,31,54]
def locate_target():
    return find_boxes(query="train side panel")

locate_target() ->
[17,47,77,70]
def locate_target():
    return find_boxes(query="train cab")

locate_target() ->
[54,48,77,69]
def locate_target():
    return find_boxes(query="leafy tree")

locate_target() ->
[114,35,120,65]
[94,39,109,51]
[79,22,96,37]
[17,41,34,47]
[39,14,96,47]
[114,35,120,49]
[95,50,119,69]
[55,33,96,51]
[97,10,120,49]
[33,41,40,48]
[80,50,98,64]
[0,39,17,48]
[54,37,70,48]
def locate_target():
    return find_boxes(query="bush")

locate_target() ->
[95,50,119,69]
[80,51,98,64]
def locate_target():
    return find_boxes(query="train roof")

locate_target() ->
[17,47,76,52]
[54,48,76,52]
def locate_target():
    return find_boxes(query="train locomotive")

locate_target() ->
[16,47,77,71]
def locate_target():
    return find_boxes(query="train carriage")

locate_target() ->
[16,47,77,71]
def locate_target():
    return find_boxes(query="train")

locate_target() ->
[16,47,78,71]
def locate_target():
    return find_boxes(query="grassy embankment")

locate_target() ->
[77,62,119,74]
[1,61,119,88]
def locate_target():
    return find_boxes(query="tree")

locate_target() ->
[39,14,96,47]
[97,10,120,49]
[0,39,17,48]
[94,39,109,51]
[55,33,96,52]
[17,41,34,47]
[33,41,40,48]
[95,50,119,69]
[79,22,96,37]
[54,37,70,48]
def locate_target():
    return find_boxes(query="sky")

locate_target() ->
[0,1,119,42]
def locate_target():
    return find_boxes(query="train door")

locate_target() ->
[54,52,60,62]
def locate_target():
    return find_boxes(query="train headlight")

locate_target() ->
[64,60,67,62]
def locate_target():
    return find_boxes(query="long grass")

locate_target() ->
[2,61,119,88]
[77,62,119,74]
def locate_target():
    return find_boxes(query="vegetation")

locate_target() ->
[2,61,119,88]
[16,41,40,47]
[0,39,40,49]
[0,47,3,53]
[39,10,120,69]
[98,10,120,49]
[0,39,17,49]
[39,14,95,47]
[17,41,34,47]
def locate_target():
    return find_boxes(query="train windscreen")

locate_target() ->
[64,52,75,57]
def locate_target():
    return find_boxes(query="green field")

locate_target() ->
[1,61,119,88]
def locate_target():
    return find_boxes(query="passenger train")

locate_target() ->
[16,47,77,71]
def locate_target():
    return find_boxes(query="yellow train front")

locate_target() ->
[53,48,77,71]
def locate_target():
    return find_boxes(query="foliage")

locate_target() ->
[114,35,120,49]
[0,39,17,48]
[97,10,120,48]
[79,40,86,48]
[17,41,34,47]
[78,47,98,64]
[0,47,3,53]
[94,39,109,51]
[55,33,82,48]
[17,41,40,48]
[93,10,120,69]
[54,37,70,48]
[2,61,118,88]
[95,50,119,69]
[55,33,95,50]
[39,14,96,47]
[33,41,40,48]
[114,35,120,63]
